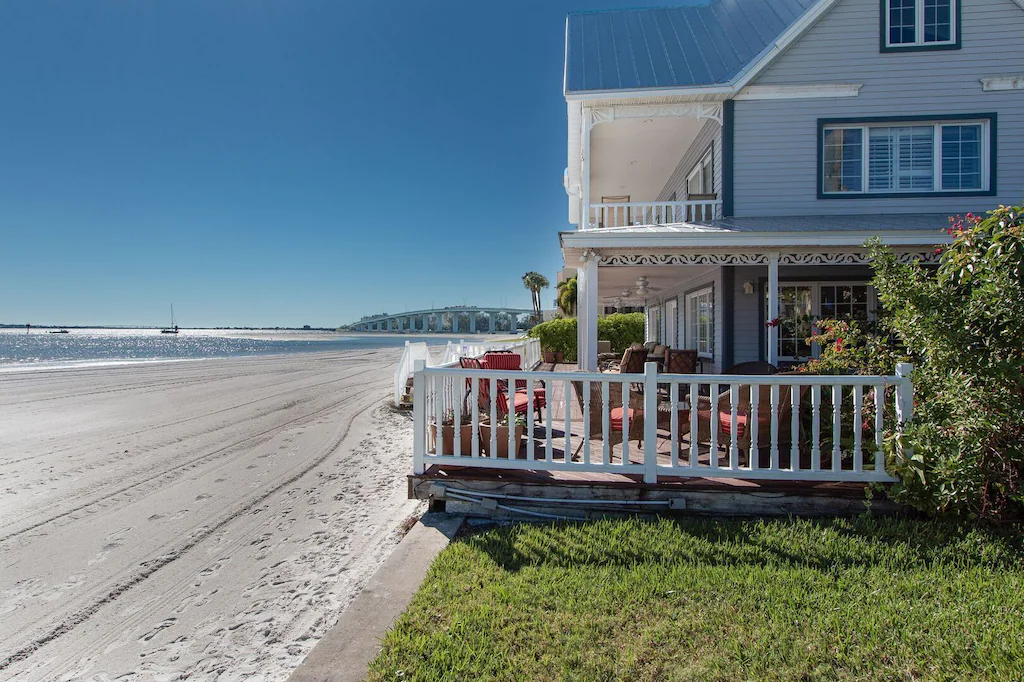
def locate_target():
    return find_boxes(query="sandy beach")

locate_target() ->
[0,349,421,681]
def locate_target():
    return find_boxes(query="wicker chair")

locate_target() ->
[571,380,644,461]
[695,380,804,466]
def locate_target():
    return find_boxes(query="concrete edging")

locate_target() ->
[287,512,464,682]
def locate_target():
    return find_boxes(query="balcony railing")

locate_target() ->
[586,199,722,230]
[412,362,913,485]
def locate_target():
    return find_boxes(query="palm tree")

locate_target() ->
[557,277,577,317]
[522,271,550,323]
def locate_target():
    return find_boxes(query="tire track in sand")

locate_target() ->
[0,390,386,672]
[0,383,381,546]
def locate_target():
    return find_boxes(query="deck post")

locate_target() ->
[894,363,914,462]
[767,252,780,366]
[412,360,427,475]
[578,256,599,371]
[643,362,659,484]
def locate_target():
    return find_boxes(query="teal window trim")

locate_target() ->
[817,113,997,200]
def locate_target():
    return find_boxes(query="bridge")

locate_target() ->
[345,307,534,333]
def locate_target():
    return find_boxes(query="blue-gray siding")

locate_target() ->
[733,0,1024,217]
[658,120,723,202]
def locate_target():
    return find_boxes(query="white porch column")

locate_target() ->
[767,252,780,366]
[577,257,599,371]
[581,107,592,229]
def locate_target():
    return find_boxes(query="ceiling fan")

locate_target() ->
[633,276,660,296]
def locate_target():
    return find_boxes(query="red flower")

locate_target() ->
[835,337,843,353]
[765,317,780,328]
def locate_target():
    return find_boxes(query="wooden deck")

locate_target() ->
[413,364,899,518]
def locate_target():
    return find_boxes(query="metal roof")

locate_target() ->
[565,0,822,94]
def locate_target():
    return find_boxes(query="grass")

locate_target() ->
[367,516,1024,682]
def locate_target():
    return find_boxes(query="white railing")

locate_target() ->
[396,337,542,407]
[438,337,542,369]
[412,361,913,484]
[586,200,722,230]
[393,341,431,406]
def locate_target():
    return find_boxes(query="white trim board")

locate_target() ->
[981,76,1024,91]
[734,84,861,100]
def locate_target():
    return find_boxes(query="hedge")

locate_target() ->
[527,313,645,362]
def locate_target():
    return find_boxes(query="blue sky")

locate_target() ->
[0,0,627,328]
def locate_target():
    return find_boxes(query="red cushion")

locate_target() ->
[719,411,771,438]
[482,353,522,371]
[609,406,637,431]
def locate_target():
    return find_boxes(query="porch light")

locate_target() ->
[743,281,755,295]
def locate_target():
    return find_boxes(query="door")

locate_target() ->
[664,298,678,348]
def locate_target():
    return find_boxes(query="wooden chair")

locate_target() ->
[571,380,644,461]
[662,348,698,374]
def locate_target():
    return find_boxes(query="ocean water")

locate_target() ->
[0,329,457,371]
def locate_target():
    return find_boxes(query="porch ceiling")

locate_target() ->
[597,264,716,303]
[590,117,704,203]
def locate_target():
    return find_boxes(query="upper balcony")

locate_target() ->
[567,101,726,231]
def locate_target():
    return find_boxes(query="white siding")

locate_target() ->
[734,0,1024,216]
[658,120,723,201]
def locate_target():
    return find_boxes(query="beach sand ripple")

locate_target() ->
[0,350,421,681]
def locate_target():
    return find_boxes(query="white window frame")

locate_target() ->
[664,297,678,348]
[772,282,877,362]
[884,0,957,48]
[685,287,714,360]
[822,119,989,195]
[686,148,714,197]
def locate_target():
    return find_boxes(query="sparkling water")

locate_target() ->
[0,329,456,370]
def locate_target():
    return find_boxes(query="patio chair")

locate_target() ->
[461,356,545,418]
[662,348,698,374]
[694,380,804,467]
[480,352,547,401]
[615,346,649,395]
[571,379,644,460]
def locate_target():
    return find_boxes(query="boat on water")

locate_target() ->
[161,305,179,334]
[49,329,69,334]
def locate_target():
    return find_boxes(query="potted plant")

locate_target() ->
[429,408,475,456]
[479,413,526,458]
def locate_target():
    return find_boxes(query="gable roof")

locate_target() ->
[564,0,823,95]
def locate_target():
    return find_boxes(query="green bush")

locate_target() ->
[864,206,1024,519]
[598,312,645,353]
[527,317,577,362]
[528,312,646,363]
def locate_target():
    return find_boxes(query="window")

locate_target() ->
[686,148,714,197]
[768,283,875,360]
[820,117,992,196]
[685,287,714,359]
[883,0,957,49]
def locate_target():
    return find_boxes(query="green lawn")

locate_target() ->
[368,516,1024,682]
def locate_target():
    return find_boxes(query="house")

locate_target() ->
[563,0,1024,372]
[408,0,1021,511]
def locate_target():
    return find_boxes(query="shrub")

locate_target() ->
[527,312,647,363]
[528,317,577,362]
[598,312,645,353]
[865,206,1024,519]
